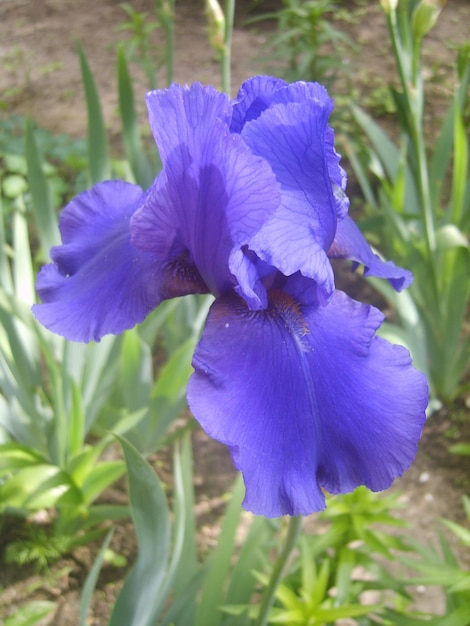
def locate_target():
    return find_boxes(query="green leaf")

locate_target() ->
[108,436,171,626]
[81,460,126,504]
[132,333,198,452]
[4,600,57,626]
[12,199,35,305]
[25,118,60,258]
[352,105,400,180]
[224,516,274,611]
[0,464,83,511]
[449,443,470,456]
[0,442,47,475]
[80,529,114,626]
[314,603,383,622]
[167,432,198,608]
[117,45,154,188]
[441,518,470,547]
[149,431,201,626]
[196,475,245,626]
[449,95,469,228]
[0,193,13,292]
[334,546,356,605]
[120,330,153,414]
[77,42,110,183]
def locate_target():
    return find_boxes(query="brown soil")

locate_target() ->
[0,0,469,623]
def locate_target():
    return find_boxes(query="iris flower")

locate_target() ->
[33,76,428,517]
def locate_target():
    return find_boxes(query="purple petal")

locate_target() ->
[146,83,232,164]
[230,75,288,132]
[32,181,167,342]
[329,216,413,291]
[241,97,342,301]
[234,79,349,219]
[188,289,427,517]
[266,80,349,219]
[132,84,282,307]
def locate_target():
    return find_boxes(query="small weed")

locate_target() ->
[5,526,70,572]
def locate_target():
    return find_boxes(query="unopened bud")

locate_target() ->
[206,0,225,54]
[379,0,399,14]
[412,0,446,39]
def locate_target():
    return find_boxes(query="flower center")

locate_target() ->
[268,290,310,340]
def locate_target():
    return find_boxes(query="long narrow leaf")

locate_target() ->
[80,529,114,626]
[196,475,245,626]
[24,118,59,258]
[151,431,200,625]
[108,436,171,626]
[0,193,13,292]
[77,42,110,183]
[117,45,154,188]
[449,96,468,227]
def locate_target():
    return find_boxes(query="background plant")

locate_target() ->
[251,0,354,87]
[347,0,470,404]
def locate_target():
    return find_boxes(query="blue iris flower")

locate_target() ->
[32,76,428,517]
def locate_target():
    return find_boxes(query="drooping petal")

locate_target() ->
[32,181,171,342]
[132,83,282,307]
[188,288,427,517]
[241,97,341,301]
[329,216,413,291]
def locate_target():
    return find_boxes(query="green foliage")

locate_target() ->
[118,2,162,90]
[3,600,57,626]
[348,0,470,403]
[80,435,276,626]
[253,0,353,86]
[0,36,212,621]
[117,0,175,89]
[0,115,87,240]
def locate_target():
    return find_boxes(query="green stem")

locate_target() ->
[221,0,235,95]
[386,3,439,289]
[255,516,303,626]
[161,0,175,87]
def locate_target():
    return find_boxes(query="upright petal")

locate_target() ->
[132,83,282,307]
[329,216,413,291]
[188,288,427,517]
[146,82,232,164]
[230,75,288,132]
[241,98,341,300]
[33,182,168,342]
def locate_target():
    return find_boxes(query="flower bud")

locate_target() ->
[380,0,399,14]
[206,0,225,54]
[412,0,446,39]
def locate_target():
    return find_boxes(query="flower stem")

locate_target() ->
[386,2,439,301]
[255,516,303,626]
[161,0,175,87]
[221,0,235,95]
